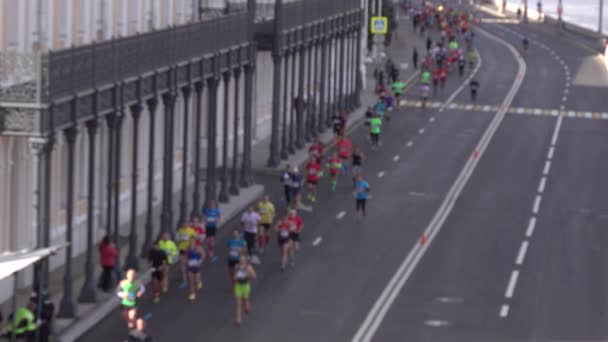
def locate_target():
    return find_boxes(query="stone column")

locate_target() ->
[141,98,158,256]
[78,119,98,303]
[280,50,290,160]
[296,44,306,149]
[241,55,255,184]
[218,71,231,203]
[191,82,204,216]
[125,104,142,271]
[205,74,220,206]
[177,86,192,227]
[229,68,241,196]
[160,91,176,233]
[57,125,79,318]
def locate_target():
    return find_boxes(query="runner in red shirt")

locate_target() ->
[287,209,304,256]
[308,136,324,164]
[336,135,352,175]
[432,68,441,94]
[305,156,321,203]
[191,216,206,248]
[439,67,448,89]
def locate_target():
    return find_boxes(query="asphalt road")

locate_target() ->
[79,4,608,342]
[368,6,608,342]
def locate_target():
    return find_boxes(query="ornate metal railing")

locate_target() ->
[47,12,250,101]
[281,0,360,30]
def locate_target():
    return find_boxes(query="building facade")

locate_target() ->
[0,0,368,317]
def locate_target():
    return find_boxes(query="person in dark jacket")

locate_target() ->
[98,235,118,292]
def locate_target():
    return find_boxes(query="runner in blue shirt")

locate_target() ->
[353,174,370,220]
[226,228,246,288]
[204,200,221,262]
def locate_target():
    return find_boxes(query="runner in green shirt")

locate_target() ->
[421,70,431,84]
[392,80,406,105]
[368,114,383,149]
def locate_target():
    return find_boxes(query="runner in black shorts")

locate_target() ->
[147,240,168,303]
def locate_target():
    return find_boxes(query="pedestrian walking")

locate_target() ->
[412,47,418,70]
[98,235,117,292]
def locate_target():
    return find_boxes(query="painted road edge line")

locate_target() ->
[499,304,510,318]
[505,270,520,298]
[351,26,526,342]
[515,241,529,265]
[526,217,536,237]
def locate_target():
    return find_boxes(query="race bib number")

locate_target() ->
[260,208,267,214]
[280,230,289,238]
[207,216,216,222]
[188,259,201,267]
[179,233,189,241]
[289,223,297,232]
[229,249,239,257]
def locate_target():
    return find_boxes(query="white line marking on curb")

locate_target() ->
[336,211,346,219]
[500,305,510,318]
[377,171,385,178]
[393,155,400,162]
[419,128,425,134]
[406,141,413,148]
[543,161,551,175]
[515,241,529,265]
[526,217,536,237]
[352,26,526,342]
[532,195,542,214]
[538,176,546,193]
[505,270,520,298]
[547,147,554,160]
[312,236,323,246]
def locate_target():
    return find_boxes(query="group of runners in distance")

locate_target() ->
[411,3,479,107]
[115,2,480,339]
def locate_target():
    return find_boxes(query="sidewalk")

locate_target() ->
[7,8,429,342]
[252,9,427,175]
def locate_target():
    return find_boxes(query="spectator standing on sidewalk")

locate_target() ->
[98,235,117,292]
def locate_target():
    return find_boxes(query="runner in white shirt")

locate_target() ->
[241,206,262,264]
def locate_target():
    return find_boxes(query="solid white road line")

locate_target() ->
[515,241,529,265]
[312,236,323,246]
[543,161,551,175]
[550,115,563,146]
[505,270,520,298]
[547,147,554,160]
[538,176,546,193]
[336,211,346,219]
[377,171,385,178]
[499,304,510,318]
[532,195,542,214]
[393,155,400,162]
[526,217,536,237]
[352,26,526,342]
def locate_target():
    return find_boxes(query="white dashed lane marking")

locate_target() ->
[336,211,346,219]
[393,155,400,162]
[312,236,323,246]
[377,171,385,178]
[526,216,536,237]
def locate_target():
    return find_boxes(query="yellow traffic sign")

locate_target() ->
[370,16,388,34]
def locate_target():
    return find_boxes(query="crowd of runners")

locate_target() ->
[115,2,479,340]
